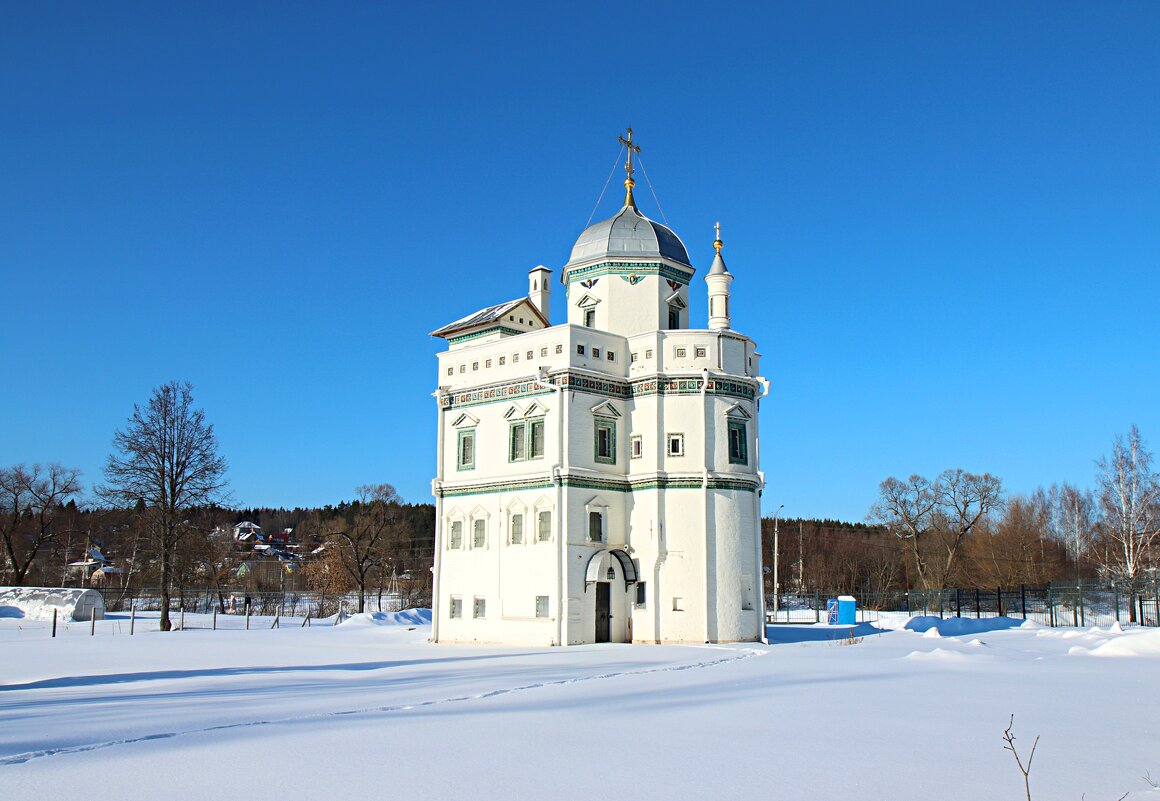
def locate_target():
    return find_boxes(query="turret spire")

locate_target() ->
[618,127,641,208]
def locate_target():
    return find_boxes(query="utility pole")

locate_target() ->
[772,504,784,621]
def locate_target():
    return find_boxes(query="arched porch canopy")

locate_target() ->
[584,549,638,589]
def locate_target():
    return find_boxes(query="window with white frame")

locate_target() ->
[473,519,486,548]
[634,582,647,608]
[630,435,643,459]
[499,356,506,365]
[672,597,684,611]
[606,351,615,361]
[526,350,533,360]
[667,433,684,457]
[695,346,707,358]
[555,344,563,354]
[645,348,653,359]
[449,596,462,618]
[473,597,486,618]
[449,520,463,550]
[577,344,585,355]
[537,510,551,542]
[592,347,601,359]
[631,352,638,363]
[588,511,603,543]
[540,347,548,357]
[509,513,523,545]
[584,308,595,328]
[674,346,687,358]
[535,596,549,618]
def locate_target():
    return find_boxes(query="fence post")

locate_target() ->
[1078,585,1086,627]
[302,612,311,628]
[1020,584,1027,620]
[180,607,185,632]
[955,588,961,618]
[212,608,217,630]
[52,609,57,638]
[90,613,96,636]
[1072,588,1079,627]
[1048,587,1055,627]
[130,604,136,635]
[245,600,251,630]
[975,588,981,619]
[1114,586,1121,624]
[997,586,1003,617]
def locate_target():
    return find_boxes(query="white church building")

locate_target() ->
[429,132,768,645]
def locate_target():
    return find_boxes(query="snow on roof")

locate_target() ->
[429,297,547,339]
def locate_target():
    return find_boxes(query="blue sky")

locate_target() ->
[2,2,1157,521]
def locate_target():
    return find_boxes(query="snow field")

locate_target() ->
[2,612,1158,800]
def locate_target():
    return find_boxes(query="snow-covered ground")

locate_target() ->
[1,611,1157,800]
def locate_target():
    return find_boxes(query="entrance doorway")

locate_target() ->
[595,583,611,643]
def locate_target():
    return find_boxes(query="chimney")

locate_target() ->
[529,265,551,323]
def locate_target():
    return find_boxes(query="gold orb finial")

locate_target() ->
[713,221,724,253]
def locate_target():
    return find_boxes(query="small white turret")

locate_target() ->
[528,265,551,323]
[706,222,733,331]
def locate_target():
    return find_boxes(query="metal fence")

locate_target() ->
[94,587,429,619]
[767,581,1160,628]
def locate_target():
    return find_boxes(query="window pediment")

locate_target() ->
[590,400,621,418]
[723,403,752,420]
[451,412,479,428]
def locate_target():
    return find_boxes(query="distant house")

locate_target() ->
[233,522,261,542]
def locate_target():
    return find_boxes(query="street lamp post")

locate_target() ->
[772,504,784,622]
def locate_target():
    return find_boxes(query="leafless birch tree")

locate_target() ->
[100,381,228,631]
[0,463,83,585]
[870,469,1004,588]
[1095,425,1159,621]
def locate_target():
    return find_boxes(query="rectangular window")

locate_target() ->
[540,347,548,357]
[607,351,615,361]
[594,418,616,464]
[510,422,527,461]
[459,365,465,373]
[446,367,453,376]
[592,347,601,359]
[667,433,684,457]
[449,596,462,618]
[577,345,585,355]
[457,429,475,470]
[584,308,595,328]
[510,513,523,545]
[555,344,563,354]
[631,352,638,363]
[473,597,486,618]
[672,597,684,611]
[485,359,492,368]
[728,421,748,465]
[630,435,642,459]
[530,419,545,458]
[675,347,687,358]
[449,521,463,550]
[499,356,506,365]
[668,305,680,330]
[535,595,549,618]
[695,346,707,359]
[527,350,533,360]
[513,352,519,362]
[588,511,603,543]
[634,582,647,608]
[537,510,551,542]
[645,349,653,359]
[472,362,479,371]
[473,519,486,548]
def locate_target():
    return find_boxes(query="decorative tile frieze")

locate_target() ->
[563,261,693,286]
[437,473,759,498]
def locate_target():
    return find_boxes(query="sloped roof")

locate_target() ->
[565,205,691,269]
[430,297,548,339]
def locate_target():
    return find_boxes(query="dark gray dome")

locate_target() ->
[566,206,691,268]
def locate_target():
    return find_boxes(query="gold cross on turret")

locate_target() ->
[618,127,641,208]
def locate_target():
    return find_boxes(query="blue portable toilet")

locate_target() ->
[837,595,857,625]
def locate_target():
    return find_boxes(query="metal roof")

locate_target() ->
[565,205,692,269]
[430,297,547,339]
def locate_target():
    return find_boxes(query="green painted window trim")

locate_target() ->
[508,419,546,462]
[728,420,748,465]
[457,429,476,471]
[594,416,617,465]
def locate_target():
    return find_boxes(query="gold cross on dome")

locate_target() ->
[618,127,641,207]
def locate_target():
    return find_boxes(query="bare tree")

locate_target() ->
[870,469,1004,588]
[1095,425,1159,622]
[325,484,402,613]
[100,381,228,631]
[1045,483,1098,579]
[0,463,83,585]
